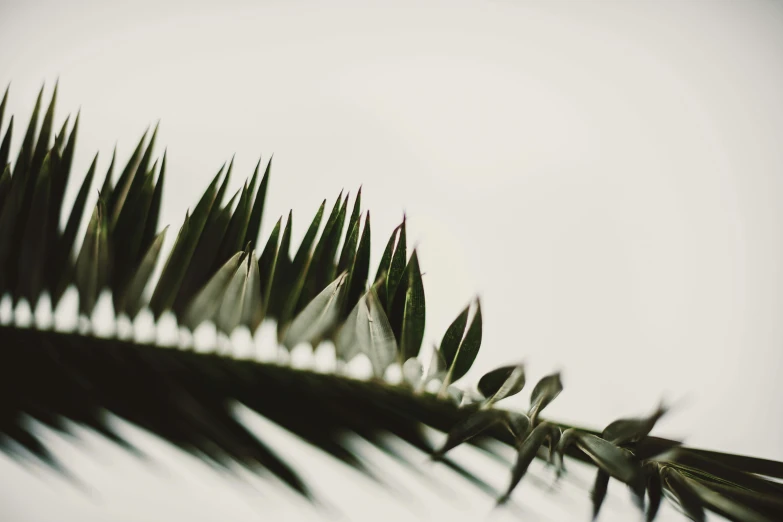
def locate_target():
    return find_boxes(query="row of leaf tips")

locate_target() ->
[0,84,491,386]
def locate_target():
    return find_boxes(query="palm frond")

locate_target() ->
[1,84,782,521]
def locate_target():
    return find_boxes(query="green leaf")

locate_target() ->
[53,115,69,153]
[0,115,12,171]
[172,189,240,317]
[297,192,344,309]
[108,127,149,226]
[335,279,397,377]
[576,433,642,487]
[265,211,293,319]
[49,153,97,305]
[432,409,503,461]
[529,372,563,423]
[399,249,426,361]
[149,166,222,318]
[591,469,610,521]
[336,219,360,314]
[29,82,57,185]
[182,251,246,331]
[0,84,7,129]
[344,211,371,315]
[373,224,398,308]
[117,227,168,318]
[16,151,53,304]
[283,272,349,349]
[74,198,110,316]
[479,364,526,406]
[646,463,663,522]
[214,180,254,271]
[661,467,706,522]
[322,192,349,285]
[13,84,42,179]
[216,250,263,335]
[441,299,482,386]
[440,305,469,368]
[279,200,327,329]
[140,151,165,258]
[602,401,667,446]
[386,216,407,313]
[258,217,281,304]
[245,156,270,249]
[337,188,361,274]
[679,474,774,522]
[99,145,116,202]
[112,162,157,295]
[0,165,10,211]
[498,422,561,504]
[47,112,78,250]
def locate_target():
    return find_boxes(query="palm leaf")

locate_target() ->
[0,84,781,522]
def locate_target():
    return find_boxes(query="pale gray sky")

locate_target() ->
[1,0,782,520]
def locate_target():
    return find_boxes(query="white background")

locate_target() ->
[1,0,782,520]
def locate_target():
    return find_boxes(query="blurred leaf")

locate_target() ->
[117,227,168,318]
[140,151,165,258]
[149,166,223,318]
[424,345,448,387]
[29,82,57,187]
[0,165,10,211]
[49,153,97,304]
[576,433,641,487]
[498,422,561,504]
[591,469,610,520]
[283,272,348,349]
[183,251,245,331]
[0,84,7,129]
[53,115,69,153]
[402,357,423,388]
[214,180,253,271]
[99,145,116,202]
[662,467,706,522]
[336,279,397,377]
[172,188,239,317]
[74,199,110,316]
[432,409,502,460]
[646,463,663,522]
[529,372,563,424]
[47,112,78,250]
[13,84,42,180]
[680,474,774,522]
[216,250,263,335]
[108,128,148,225]
[602,401,667,446]
[16,152,53,304]
[0,115,11,172]
[479,364,526,406]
